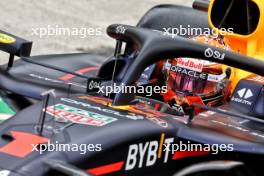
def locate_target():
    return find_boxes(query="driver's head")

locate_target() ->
[162,35,233,114]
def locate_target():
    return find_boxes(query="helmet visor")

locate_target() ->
[165,64,226,96]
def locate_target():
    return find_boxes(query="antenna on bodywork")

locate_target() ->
[37,89,56,136]
[67,83,72,98]
[107,40,123,106]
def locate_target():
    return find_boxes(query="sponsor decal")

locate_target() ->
[46,104,117,126]
[231,88,253,106]
[211,120,264,139]
[0,98,15,123]
[204,48,225,60]
[61,98,144,120]
[87,134,210,174]
[0,170,10,176]
[78,96,166,118]
[207,73,226,82]
[78,96,169,128]
[0,114,13,123]
[170,65,208,80]
[125,134,174,170]
[29,74,86,88]
[0,33,16,44]
[177,58,204,72]
[237,88,253,99]
[87,78,102,92]
[116,25,126,34]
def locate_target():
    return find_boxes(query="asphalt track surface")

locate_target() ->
[0,0,193,63]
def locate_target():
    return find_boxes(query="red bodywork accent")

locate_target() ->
[172,151,209,160]
[162,89,176,103]
[0,131,49,158]
[86,151,208,175]
[59,66,98,81]
[154,103,161,111]
[87,161,124,176]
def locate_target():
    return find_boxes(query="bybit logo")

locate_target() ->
[125,133,174,170]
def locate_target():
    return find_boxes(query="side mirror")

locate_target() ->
[192,0,209,11]
[0,30,32,68]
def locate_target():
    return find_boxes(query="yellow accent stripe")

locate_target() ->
[158,133,165,159]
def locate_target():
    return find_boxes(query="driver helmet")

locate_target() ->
[162,35,233,114]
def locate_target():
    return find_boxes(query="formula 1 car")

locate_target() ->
[0,0,263,176]
[0,1,210,116]
[0,22,264,176]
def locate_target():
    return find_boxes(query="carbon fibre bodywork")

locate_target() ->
[0,94,263,176]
